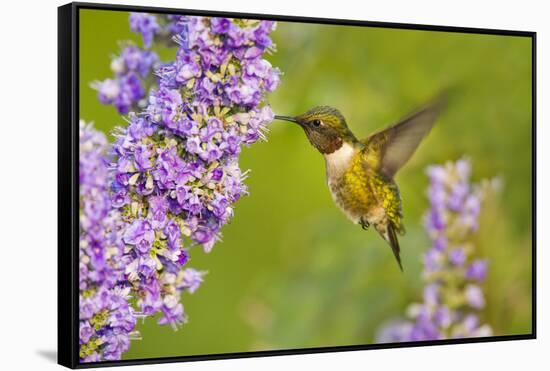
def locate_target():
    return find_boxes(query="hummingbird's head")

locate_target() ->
[275,106,357,154]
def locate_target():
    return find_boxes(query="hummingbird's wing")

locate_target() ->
[362,95,446,177]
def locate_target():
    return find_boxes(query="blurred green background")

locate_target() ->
[80,9,533,360]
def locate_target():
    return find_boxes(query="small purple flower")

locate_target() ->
[158,295,185,327]
[166,15,188,38]
[200,141,223,162]
[149,195,169,229]
[175,53,202,83]
[184,194,203,215]
[185,136,201,154]
[466,259,488,281]
[137,256,157,278]
[448,182,469,211]
[103,332,131,360]
[211,17,231,34]
[423,283,439,306]
[179,268,206,294]
[129,13,160,48]
[449,247,466,266]
[465,284,485,309]
[192,226,214,245]
[121,46,158,77]
[461,314,480,333]
[210,168,224,182]
[94,46,158,114]
[461,194,481,231]
[150,87,184,127]
[165,219,181,242]
[434,306,452,328]
[96,79,120,104]
[123,219,154,254]
[220,128,242,155]
[80,322,93,344]
[424,249,443,272]
[134,143,153,171]
[211,192,229,218]
[433,236,447,251]
[376,320,414,343]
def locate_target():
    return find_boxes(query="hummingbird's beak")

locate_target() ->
[274,115,299,124]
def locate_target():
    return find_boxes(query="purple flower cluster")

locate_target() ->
[79,121,138,361]
[376,159,493,343]
[82,13,279,361]
[93,45,159,114]
[109,15,279,328]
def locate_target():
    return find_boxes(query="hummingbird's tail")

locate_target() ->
[376,223,403,272]
[387,223,403,272]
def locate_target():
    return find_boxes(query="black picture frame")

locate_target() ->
[58,2,537,368]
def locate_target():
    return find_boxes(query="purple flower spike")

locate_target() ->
[377,159,494,343]
[79,122,137,362]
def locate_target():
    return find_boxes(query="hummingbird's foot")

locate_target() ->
[360,218,370,230]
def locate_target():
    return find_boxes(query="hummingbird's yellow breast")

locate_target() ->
[325,144,403,231]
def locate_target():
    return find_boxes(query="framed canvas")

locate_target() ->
[58,2,536,368]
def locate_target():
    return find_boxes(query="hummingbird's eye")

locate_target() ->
[312,119,321,127]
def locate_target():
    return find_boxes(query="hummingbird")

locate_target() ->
[274,96,445,271]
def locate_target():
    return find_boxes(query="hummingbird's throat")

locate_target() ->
[314,135,344,155]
